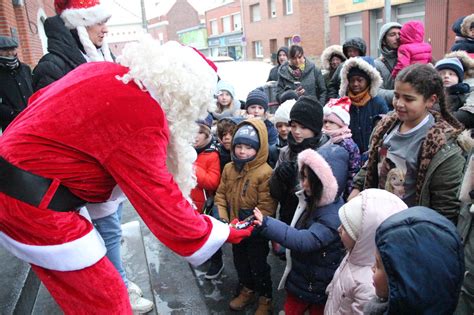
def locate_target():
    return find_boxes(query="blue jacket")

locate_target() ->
[264,118,279,146]
[349,95,388,154]
[259,144,348,303]
[376,206,464,314]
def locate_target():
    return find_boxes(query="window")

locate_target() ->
[285,0,293,15]
[285,37,292,47]
[370,9,384,57]
[250,4,261,22]
[222,16,231,33]
[268,0,277,18]
[210,19,218,35]
[340,12,362,42]
[395,0,425,24]
[233,13,242,31]
[254,41,263,58]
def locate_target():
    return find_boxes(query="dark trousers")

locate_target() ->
[232,235,272,298]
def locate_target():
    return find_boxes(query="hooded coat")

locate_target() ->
[451,14,474,53]
[375,207,464,314]
[32,15,87,91]
[327,38,367,99]
[374,22,402,107]
[267,46,289,82]
[321,45,346,88]
[259,145,348,304]
[392,21,432,78]
[276,58,327,105]
[324,189,407,315]
[214,119,277,222]
[339,57,388,154]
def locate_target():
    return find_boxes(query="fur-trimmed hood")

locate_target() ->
[320,45,346,71]
[461,14,474,38]
[339,56,382,97]
[297,149,338,207]
[445,50,474,79]
[342,37,367,58]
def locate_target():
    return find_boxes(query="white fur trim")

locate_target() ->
[339,57,383,98]
[184,216,229,266]
[0,209,106,271]
[320,45,345,71]
[297,149,338,206]
[76,26,113,62]
[117,37,217,198]
[61,4,111,29]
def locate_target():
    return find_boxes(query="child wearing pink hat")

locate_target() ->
[323,97,361,199]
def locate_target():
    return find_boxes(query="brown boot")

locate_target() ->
[229,286,256,311]
[254,296,273,315]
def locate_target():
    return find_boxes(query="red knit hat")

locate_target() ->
[323,97,351,127]
[54,0,111,29]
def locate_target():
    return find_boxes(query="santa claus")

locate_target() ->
[0,9,252,315]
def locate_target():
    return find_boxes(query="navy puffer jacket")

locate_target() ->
[376,207,464,314]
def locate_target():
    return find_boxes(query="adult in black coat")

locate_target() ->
[267,46,288,82]
[32,15,87,91]
[0,36,33,131]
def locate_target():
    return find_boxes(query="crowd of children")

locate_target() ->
[187,19,474,312]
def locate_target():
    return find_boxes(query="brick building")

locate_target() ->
[241,0,328,63]
[0,0,55,67]
[329,0,474,60]
[147,0,200,44]
[205,0,244,60]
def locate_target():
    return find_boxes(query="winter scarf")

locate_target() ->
[289,63,305,79]
[0,55,19,70]
[323,125,352,144]
[287,132,323,160]
[349,87,372,106]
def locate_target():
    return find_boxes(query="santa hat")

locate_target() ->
[323,97,351,127]
[55,0,113,62]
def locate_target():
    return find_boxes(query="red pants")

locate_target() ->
[31,257,132,314]
[284,291,325,315]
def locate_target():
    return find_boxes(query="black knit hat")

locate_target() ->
[232,124,260,151]
[348,67,371,84]
[246,88,269,112]
[289,96,323,136]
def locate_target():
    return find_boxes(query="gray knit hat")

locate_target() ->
[246,88,269,112]
[0,36,18,50]
[435,58,465,83]
[232,124,260,151]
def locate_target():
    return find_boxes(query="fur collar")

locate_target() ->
[320,45,345,71]
[339,57,382,98]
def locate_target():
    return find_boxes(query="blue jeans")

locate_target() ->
[92,203,128,286]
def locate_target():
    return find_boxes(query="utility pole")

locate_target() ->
[384,0,391,23]
[140,0,148,32]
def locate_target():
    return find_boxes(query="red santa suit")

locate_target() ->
[0,37,250,313]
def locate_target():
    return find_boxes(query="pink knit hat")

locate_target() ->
[297,149,338,207]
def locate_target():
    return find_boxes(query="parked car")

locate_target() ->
[212,58,273,103]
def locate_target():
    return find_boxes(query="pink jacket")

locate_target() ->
[324,189,407,315]
[392,21,432,77]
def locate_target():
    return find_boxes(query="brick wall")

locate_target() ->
[242,0,326,62]
[1,0,55,67]
[165,0,199,42]
[205,0,241,35]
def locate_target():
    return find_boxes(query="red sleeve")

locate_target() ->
[103,127,226,260]
[195,151,221,191]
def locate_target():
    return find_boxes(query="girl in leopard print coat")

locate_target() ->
[350,64,466,224]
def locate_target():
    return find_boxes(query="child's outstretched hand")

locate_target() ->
[253,207,264,226]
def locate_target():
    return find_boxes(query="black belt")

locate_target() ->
[0,157,86,212]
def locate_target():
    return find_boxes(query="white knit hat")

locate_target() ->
[55,0,113,62]
[323,97,351,127]
[274,99,296,124]
[338,195,363,241]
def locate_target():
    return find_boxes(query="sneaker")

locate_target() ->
[205,260,224,280]
[128,281,143,297]
[128,289,154,314]
[229,286,256,311]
